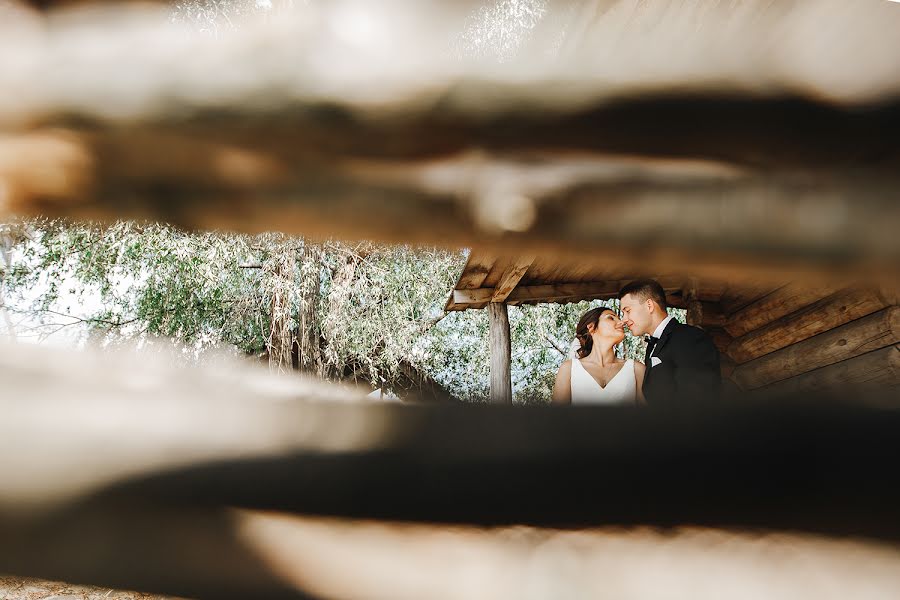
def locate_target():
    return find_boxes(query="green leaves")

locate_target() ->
[2,219,678,402]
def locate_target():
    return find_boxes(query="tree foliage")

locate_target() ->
[1,219,679,403]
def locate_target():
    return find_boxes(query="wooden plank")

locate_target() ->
[701,305,727,328]
[509,282,620,305]
[456,251,496,290]
[445,251,496,310]
[728,286,896,364]
[758,345,900,396]
[724,282,843,338]
[720,281,781,315]
[459,277,693,309]
[453,288,496,305]
[491,255,536,303]
[732,307,900,390]
[488,302,512,405]
[707,327,734,355]
[455,282,620,306]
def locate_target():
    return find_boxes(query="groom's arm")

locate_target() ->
[672,328,721,404]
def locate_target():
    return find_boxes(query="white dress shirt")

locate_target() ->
[651,315,674,341]
[648,315,673,366]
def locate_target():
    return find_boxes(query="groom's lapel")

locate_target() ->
[652,319,679,357]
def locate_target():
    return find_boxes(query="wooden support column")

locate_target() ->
[488,302,512,404]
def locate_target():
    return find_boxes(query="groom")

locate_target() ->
[618,279,721,405]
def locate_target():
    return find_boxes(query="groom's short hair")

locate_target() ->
[618,279,668,310]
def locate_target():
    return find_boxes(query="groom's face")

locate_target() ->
[619,293,653,336]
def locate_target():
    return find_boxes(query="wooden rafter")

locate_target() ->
[490,255,535,303]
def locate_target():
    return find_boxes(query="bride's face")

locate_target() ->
[589,309,625,344]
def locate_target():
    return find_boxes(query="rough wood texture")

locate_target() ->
[687,303,727,329]
[707,328,734,355]
[455,253,495,291]
[2,3,900,283]
[4,341,900,598]
[733,307,900,390]
[759,345,900,396]
[449,258,728,311]
[728,287,896,364]
[490,255,535,303]
[720,282,779,315]
[724,282,843,338]
[452,282,619,309]
[488,302,512,404]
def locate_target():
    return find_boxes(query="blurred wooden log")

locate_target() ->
[0,2,898,283]
[724,282,843,338]
[759,345,900,396]
[2,109,896,282]
[728,286,897,364]
[732,307,900,390]
[3,340,900,599]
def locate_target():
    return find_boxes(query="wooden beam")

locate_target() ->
[454,278,694,310]
[724,282,843,339]
[456,252,496,290]
[506,282,621,305]
[728,286,896,364]
[758,345,900,396]
[7,127,899,284]
[664,296,724,325]
[444,252,497,311]
[488,303,512,404]
[720,282,780,316]
[490,255,535,303]
[732,307,900,390]
[452,288,493,306]
[707,327,734,355]
[453,282,616,307]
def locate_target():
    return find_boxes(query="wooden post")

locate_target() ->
[683,278,703,327]
[488,302,512,404]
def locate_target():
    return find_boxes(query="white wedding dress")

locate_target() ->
[570,358,636,405]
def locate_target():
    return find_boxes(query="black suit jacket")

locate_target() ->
[643,319,721,405]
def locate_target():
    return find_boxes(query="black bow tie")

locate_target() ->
[645,335,659,357]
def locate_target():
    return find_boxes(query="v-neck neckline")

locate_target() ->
[576,359,628,391]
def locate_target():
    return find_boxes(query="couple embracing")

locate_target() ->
[552,279,721,406]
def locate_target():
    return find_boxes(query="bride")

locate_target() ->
[551,307,646,405]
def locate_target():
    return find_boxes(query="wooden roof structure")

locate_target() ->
[0,0,896,404]
[2,1,900,597]
[447,250,899,401]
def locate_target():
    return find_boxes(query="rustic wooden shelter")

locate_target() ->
[1,0,897,406]
[2,1,900,596]
[447,252,899,402]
